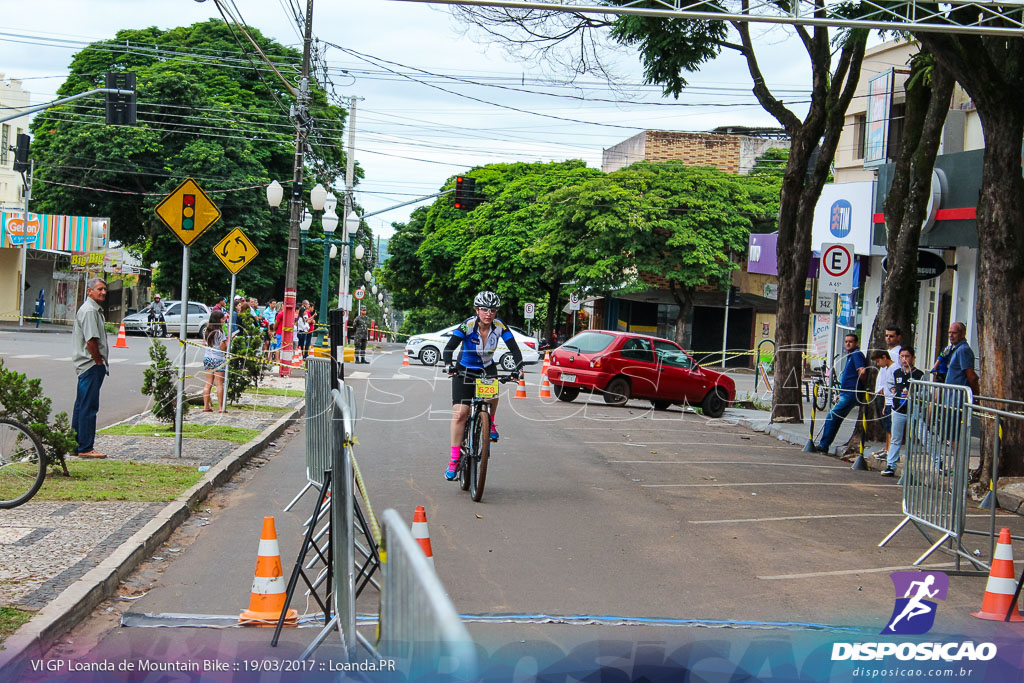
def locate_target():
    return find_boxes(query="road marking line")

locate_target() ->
[349,371,370,379]
[54,356,73,361]
[757,563,956,580]
[13,354,46,358]
[587,441,793,449]
[692,513,1002,525]
[611,460,847,469]
[642,482,898,488]
[135,362,150,366]
[108,358,127,363]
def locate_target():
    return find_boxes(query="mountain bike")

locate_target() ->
[810,364,841,412]
[452,369,516,502]
[0,417,47,509]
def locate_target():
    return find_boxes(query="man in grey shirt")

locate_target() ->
[72,278,109,458]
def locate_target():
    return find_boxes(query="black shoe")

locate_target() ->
[880,467,896,477]
[814,444,830,454]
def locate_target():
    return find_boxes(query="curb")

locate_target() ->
[0,402,306,673]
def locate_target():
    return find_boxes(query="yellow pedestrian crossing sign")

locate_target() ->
[213,227,259,274]
[154,178,221,246]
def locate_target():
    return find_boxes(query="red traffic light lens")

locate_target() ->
[183,194,196,207]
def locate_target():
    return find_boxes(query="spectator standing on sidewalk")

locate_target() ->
[71,277,109,459]
[814,333,867,454]
[202,310,230,413]
[884,326,903,362]
[352,307,370,363]
[944,322,980,394]
[294,302,310,359]
[870,349,896,459]
[882,347,925,476]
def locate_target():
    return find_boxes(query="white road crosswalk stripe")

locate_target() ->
[13,354,46,358]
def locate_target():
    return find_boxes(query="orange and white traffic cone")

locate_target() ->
[114,322,129,349]
[539,374,552,399]
[402,349,410,367]
[541,351,550,377]
[411,505,434,568]
[239,516,298,627]
[972,527,1024,621]
[514,378,527,399]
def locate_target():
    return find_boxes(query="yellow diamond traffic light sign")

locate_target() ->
[213,227,259,274]
[154,178,221,246]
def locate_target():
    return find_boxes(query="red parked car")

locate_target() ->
[546,330,736,417]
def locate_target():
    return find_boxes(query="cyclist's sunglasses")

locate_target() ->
[476,306,498,314]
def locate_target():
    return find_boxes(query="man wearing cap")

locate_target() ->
[72,278,109,459]
[353,307,370,364]
[148,293,167,337]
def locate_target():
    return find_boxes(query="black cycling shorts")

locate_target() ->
[451,364,497,405]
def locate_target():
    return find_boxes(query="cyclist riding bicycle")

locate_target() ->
[148,294,167,337]
[442,290,524,481]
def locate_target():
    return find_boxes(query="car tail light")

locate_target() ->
[590,356,604,369]
[525,341,536,349]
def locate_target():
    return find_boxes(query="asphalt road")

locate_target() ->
[0,328,212,428]
[24,344,1024,680]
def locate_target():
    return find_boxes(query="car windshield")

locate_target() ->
[560,332,614,354]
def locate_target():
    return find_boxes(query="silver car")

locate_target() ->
[122,300,212,338]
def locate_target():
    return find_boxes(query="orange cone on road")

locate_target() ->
[411,506,434,567]
[114,322,129,349]
[972,527,1024,621]
[541,351,550,376]
[539,374,552,399]
[514,378,527,399]
[240,516,298,626]
[402,349,410,367]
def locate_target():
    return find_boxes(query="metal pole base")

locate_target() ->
[802,439,817,453]
[851,454,869,470]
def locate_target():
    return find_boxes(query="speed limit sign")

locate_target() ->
[568,293,581,311]
[354,287,365,300]
[524,302,535,319]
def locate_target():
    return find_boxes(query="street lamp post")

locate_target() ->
[338,213,361,348]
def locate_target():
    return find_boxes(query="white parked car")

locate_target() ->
[122,300,212,338]
[405,323,540,370]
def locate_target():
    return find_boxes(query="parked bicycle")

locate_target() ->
[452,368,516,502]
[0,417,47,509]
[810,364,840,412]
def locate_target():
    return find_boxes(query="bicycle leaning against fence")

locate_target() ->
[0,416,48,508]
[450,368,516,502]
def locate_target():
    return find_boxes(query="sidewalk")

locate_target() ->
[0,374,306,672]
[0,321,72,334]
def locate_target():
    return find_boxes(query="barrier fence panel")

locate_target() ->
[305,357,333,486]
[331,385,357,653]
[379,508,477,681]
[966,397,1024,562]
[879,380,985,574]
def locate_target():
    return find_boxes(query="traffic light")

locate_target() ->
[12,133,29,174]
[454,175,477,210]
[105,72,137,126]
[182,194,196,231]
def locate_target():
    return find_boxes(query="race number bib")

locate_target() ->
[475,378,498,398]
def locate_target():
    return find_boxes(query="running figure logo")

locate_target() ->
[882,571,949,635]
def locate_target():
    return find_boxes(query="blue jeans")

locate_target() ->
[818,392,858,449]
[887,410,908,469]
[72,364,106,453]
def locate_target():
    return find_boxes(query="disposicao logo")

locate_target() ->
[882,571,948,635]
[829,199,853,238]
[831,571,998,663]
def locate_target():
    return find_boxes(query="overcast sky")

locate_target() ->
[0,0,818,238]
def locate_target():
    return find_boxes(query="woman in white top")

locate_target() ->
[203,309,230,413]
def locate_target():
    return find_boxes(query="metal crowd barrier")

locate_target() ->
[968,397,1024,562]
[284,358,332,512]
[879,380,986,574]
[379,508,478,680]
[331,385,357,653]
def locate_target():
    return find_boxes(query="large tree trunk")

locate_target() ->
[916,30,1024,482]
[869,58,954,353]
[668,281,694,347]
[544,285,559,343]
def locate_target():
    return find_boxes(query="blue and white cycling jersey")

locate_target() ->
[442,317,522,370]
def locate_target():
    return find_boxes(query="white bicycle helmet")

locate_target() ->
[473,290,500,308]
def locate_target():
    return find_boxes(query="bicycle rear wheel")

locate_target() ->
[0,417,47,509]
[470,411,490,502]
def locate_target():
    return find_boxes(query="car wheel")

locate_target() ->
[553,384,579,402]
[701,388,728,418]
[603,377,630,407]
[198,324,207,340]
[651,399,672,411]
[419,346,439,366]
[500,353,517,371]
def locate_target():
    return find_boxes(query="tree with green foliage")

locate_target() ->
[0,360,77,473]
[226,310,265,404]
[28,19,360,304]
[141,340,188,423]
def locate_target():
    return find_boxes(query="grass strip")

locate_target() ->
[226,402,289,413]
[98,423,260,443]
[0,461,203,503]
[0,607,32,641]
[244,387,304,398]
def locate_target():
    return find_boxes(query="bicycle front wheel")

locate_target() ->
[470,411,490,502]
[813,383,829,412]
[0,417,47,509]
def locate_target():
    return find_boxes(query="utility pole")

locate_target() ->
[281,0,316,377]
[339,96,359,348]
[18,161,33,327]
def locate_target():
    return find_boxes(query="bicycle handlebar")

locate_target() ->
[449,367,519,383]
